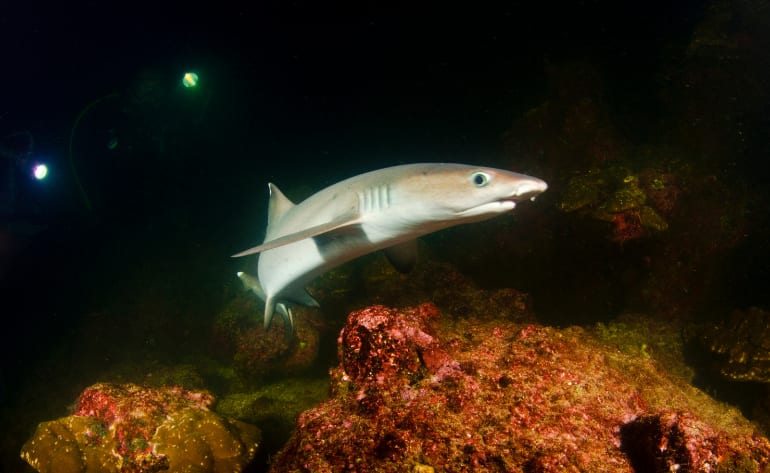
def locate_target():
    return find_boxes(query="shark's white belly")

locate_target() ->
[257,239,325,301]
[257,217,413,303]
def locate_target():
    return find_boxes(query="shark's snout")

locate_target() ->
[511,177,548,202]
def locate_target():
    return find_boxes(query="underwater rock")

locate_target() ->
[638,168,680,216]
[503,61,621,177]
[216,377,330,462]
[596,175,647,215]
[693,307,770,382]
[311,254,537,329]
[270,304,770,472]
[20,383,260,473]
[558,171,605,212]
[211,293,321,383]
[499,40,757,321]
[590,313,694,383]
[216,378,329,427]
[91,362,209,391]
[558,167,673,243]
[621,410,770,472]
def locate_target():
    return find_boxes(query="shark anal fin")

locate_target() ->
[232,210,362,257]
[384,240,418,273]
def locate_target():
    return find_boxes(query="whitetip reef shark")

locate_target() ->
[232,163,547,330]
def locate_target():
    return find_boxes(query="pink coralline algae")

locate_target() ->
[270,304,770,472]
[21,383,260,473]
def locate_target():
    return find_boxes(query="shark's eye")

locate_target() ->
[471,171,491,187]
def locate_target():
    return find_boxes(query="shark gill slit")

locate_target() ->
[382,184,390,209]
[360,186,390,213]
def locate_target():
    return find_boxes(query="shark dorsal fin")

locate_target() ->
[231,210,362,257]
[266,183,295,233]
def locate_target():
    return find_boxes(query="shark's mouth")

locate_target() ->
[456,200,517,219]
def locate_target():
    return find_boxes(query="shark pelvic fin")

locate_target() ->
[237,271,265,299]
[285,288,320,308]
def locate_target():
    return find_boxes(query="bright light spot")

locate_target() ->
[182,72,199,88]
[33,164,48,180]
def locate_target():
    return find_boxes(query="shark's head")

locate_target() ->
[394,164,548,225]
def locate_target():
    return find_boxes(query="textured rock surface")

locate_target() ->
[211,293,322,382]
[270,304,770,472]
[21,383,260,473]
[693,307,770,382]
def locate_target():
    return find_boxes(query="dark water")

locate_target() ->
[3,1,770,471]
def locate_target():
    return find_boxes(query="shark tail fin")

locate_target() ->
[236,271,295,332]
[263,297,277,330]
[237,272,282,329]
[263,298,295,332]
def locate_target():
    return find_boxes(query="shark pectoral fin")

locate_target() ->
[384,240,418,273]
[231,211,362,257]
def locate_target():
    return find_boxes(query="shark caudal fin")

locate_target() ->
[263,297,277,331]
[236,272,294,331]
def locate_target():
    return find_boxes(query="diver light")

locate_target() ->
[182,72,199,88]
[32,163,49,181]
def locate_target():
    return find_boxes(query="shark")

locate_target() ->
[232,162,547,330]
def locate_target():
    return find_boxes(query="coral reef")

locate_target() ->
[270,304,770,472]
[21,383,260,473]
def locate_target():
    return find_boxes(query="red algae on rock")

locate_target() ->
[21,383,260,473]
[270,304,770,472]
